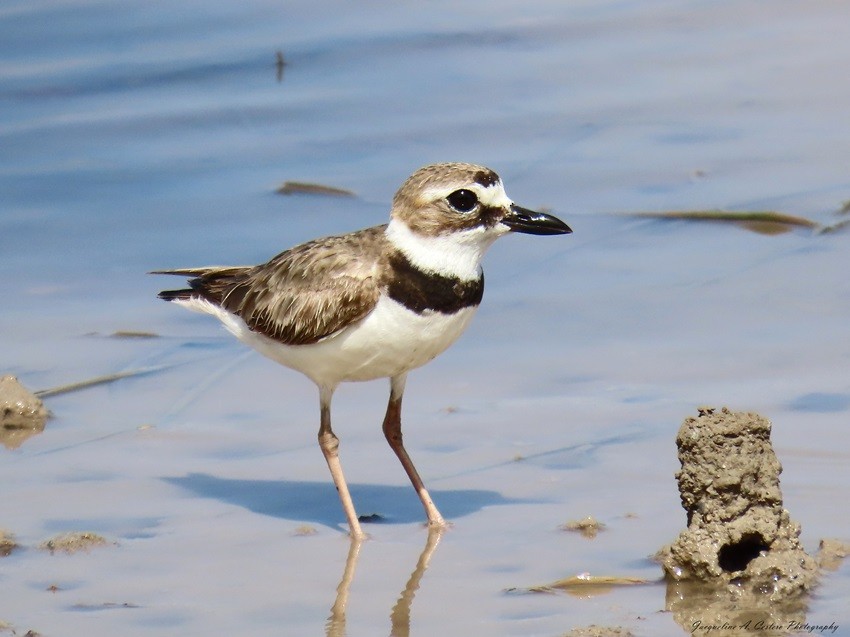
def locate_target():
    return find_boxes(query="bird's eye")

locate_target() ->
[446,189,479,213]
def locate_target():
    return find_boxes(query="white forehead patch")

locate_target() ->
[477,181,513,208]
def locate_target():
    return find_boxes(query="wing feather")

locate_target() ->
[179,225,387,345]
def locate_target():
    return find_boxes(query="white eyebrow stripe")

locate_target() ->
[419,181,512,209]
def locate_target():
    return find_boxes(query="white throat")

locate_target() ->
[385,218,503,281]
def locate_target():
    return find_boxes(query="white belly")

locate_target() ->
[176,295,477,387]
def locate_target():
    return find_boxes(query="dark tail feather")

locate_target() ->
[158,289,195,302]
[149,266,250,277]
[153,265,249,305]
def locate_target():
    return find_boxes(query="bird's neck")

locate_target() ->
[385,218,493,282]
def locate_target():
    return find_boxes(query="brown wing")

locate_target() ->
[183,225,387,346]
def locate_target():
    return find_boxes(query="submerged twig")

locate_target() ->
[275,50,287,82]
[818,218,850,235]
[35,365,170,398]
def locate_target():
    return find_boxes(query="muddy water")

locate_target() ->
[2,1,850,635]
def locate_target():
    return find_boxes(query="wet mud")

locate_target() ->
[39,532,110,554]
[657,407,844,635]
[0,375,49,450]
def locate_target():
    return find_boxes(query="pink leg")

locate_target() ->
[382,374,446,528]
[317,385,365,539]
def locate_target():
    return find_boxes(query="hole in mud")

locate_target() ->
[718,533,770,572]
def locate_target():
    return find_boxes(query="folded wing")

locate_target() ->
[155,226,386,346]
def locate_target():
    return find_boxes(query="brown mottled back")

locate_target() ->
[172,226,387,345]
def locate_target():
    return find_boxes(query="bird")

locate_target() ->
[154,162,571,538]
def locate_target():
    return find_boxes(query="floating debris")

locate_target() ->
[564,626,635,637]
[634,210,819,235]
[0,375,49,450]
[40,532,110,554]
[292,524,318,537]
[71,602,139,610]
[818,218,850,234]
[560,515,605,539]
[275,181,356,198]
[518,573,651,596]
[109,330,159,339]
[0,626,41,637]
[275,50,287,82]
[816,538,850,571]
[0,530,18,557]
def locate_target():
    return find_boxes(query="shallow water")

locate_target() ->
[2,1,850,635]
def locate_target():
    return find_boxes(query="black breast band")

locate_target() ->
[385,252,484,315]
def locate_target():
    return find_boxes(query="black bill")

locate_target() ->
[502,204,572,235]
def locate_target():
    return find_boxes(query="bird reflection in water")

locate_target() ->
[325,527,444,637]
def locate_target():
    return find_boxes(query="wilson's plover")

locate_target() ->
[155,162,571,538]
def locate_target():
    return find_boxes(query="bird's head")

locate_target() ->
[386,162,571,279]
